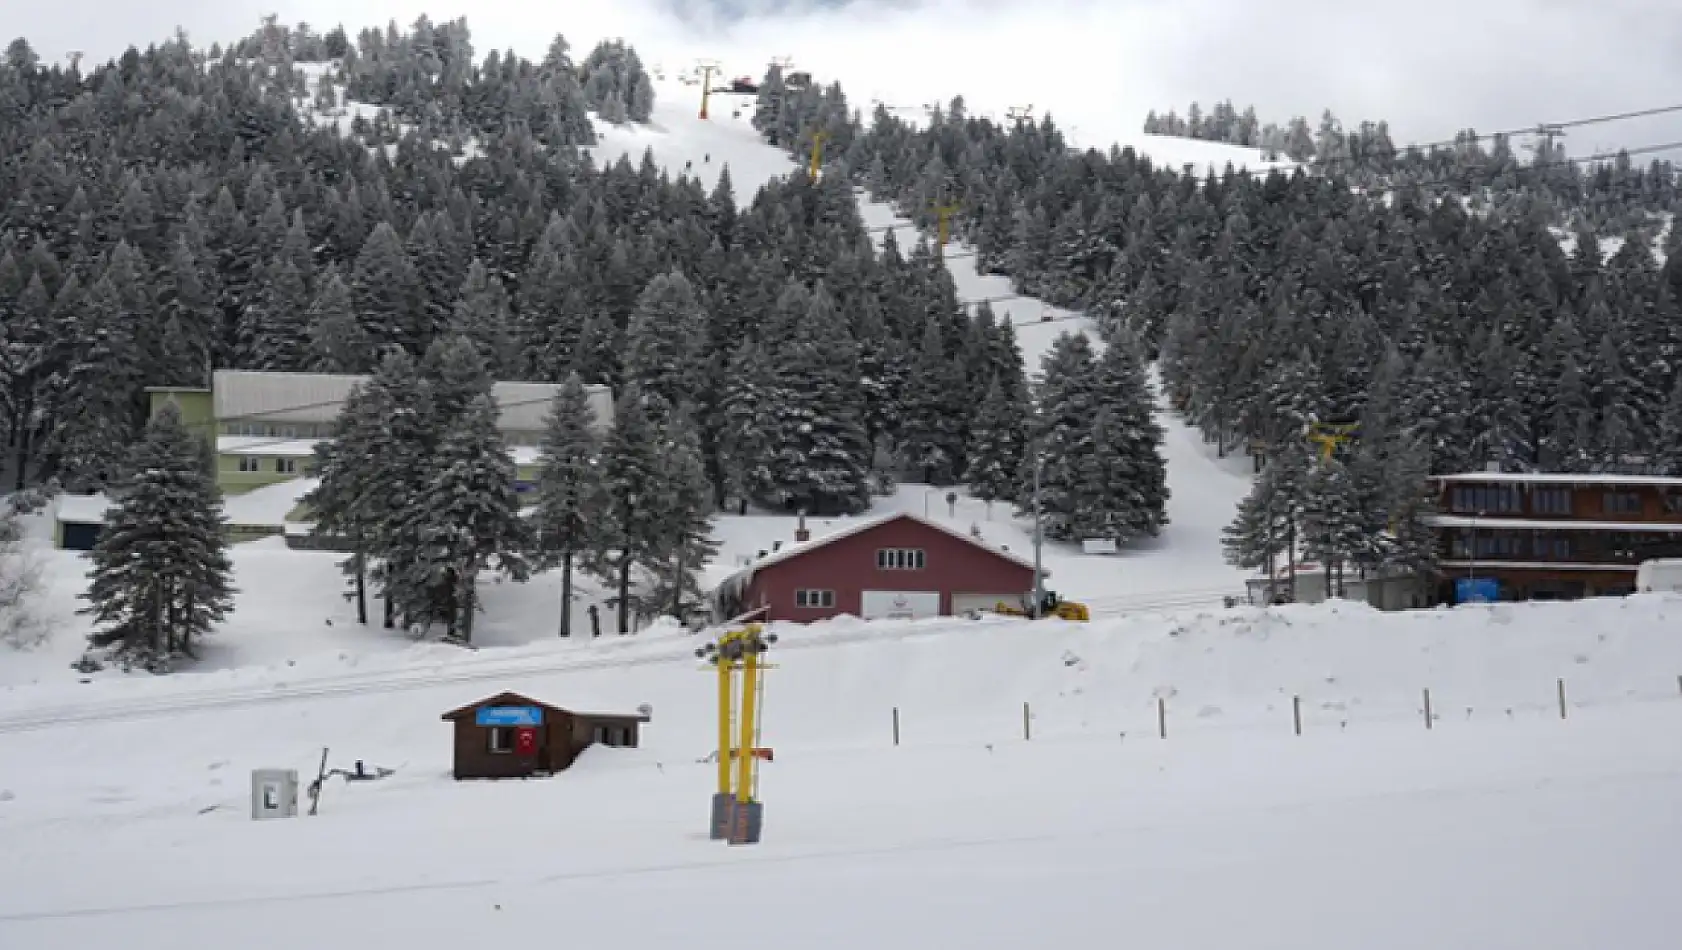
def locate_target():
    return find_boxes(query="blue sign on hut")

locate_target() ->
[440,691,651,780]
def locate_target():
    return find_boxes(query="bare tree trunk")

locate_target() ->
[558,551,573,637]
[617,556,632,634]
[351,539,367,625]
[461,572,475,645]
[12,401,34,492]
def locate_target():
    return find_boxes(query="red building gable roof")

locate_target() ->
[719,510,1039,587]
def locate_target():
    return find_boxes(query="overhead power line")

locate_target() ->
[1265,102,1682,173]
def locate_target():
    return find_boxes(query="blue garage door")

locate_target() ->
[61,521,102,551]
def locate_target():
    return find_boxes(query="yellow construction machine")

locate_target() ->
[989,589,1090,622]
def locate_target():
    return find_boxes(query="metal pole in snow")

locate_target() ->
[1032,454,1044,619]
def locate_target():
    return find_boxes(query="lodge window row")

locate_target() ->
[236,457,301,474]
[224,421,547,446]
[224,422,330,438]
[1448,486,1674,517]
[1450,534,1571,559]
[876,547,926,570]
[1449,530,1682,562]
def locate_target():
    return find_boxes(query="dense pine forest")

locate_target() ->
[754,60,1682,581]
[0,17,1174,663]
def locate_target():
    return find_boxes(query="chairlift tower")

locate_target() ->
[696,58,721,120]
[1526,122,1566,160]
[696,624,777,845]
[932,201,961,260]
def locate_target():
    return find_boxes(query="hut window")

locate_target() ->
[487,727,513,754]
[592,724,632,747]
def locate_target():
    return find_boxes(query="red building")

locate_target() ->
[711,512,1041,622]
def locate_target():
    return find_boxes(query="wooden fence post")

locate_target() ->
[892,706,900,746]
[1022,701,1031,741]
[1292,695,1302,736]
[1557,678,1567,720]
[1423,688,1433,730]
[1157,697,1167,739]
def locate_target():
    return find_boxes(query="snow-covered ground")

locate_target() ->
[3,593,1682,947]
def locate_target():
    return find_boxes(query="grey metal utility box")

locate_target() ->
[250,768,300,820]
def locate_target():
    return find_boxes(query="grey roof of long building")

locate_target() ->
[211,370,614,431]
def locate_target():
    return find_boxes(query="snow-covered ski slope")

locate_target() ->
[588,75,1257,606]
[3,593,1682,948]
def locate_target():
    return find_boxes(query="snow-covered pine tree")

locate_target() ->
[1656,376,1682,476]
[392,392,530,643]
[351,221,423,355]
[307,266,370,373]
[305,350,435,627]
[359,351,439,628]
[422,334,494,427]
[450,259,516,378]
[1019,332,1099,541]
[1221,442,1312,600]
[80,404,234,670]
[1069,407,1136,541]
[0,500,47,649]
[1089,330,1169,538]
[38,275,144,491]
[303,379,379,626]
[1373,434,1440,582]
[752,64,788,145]
[1541,349,1596,472]
[640,405,718,625]
[238,258,311,372]
[532,373,602,637]
[718,337,770,515]
[579,39,654,123]
[623,270,708,414]
[898,317,967,484]
[965,373,1029,504]
[586,384,666,634]
[756,285,873,514]
[1298,455,1373,597]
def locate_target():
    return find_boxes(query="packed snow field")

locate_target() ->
[2,596,1682,948]
[5,55,1680,950]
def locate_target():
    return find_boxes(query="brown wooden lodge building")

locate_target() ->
[1425,472,1682,604]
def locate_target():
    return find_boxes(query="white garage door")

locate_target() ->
[952,592,1014,617]
[860,590,941,620]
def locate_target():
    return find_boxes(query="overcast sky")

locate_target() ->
[11,0,1682,156]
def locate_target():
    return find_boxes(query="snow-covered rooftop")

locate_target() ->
[1425,515,1682,533]
[218,437,322,457]
[718,510,1039,588]
[1433,472,1682,488]
[53,493,109,524]
[53,479,315,528]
